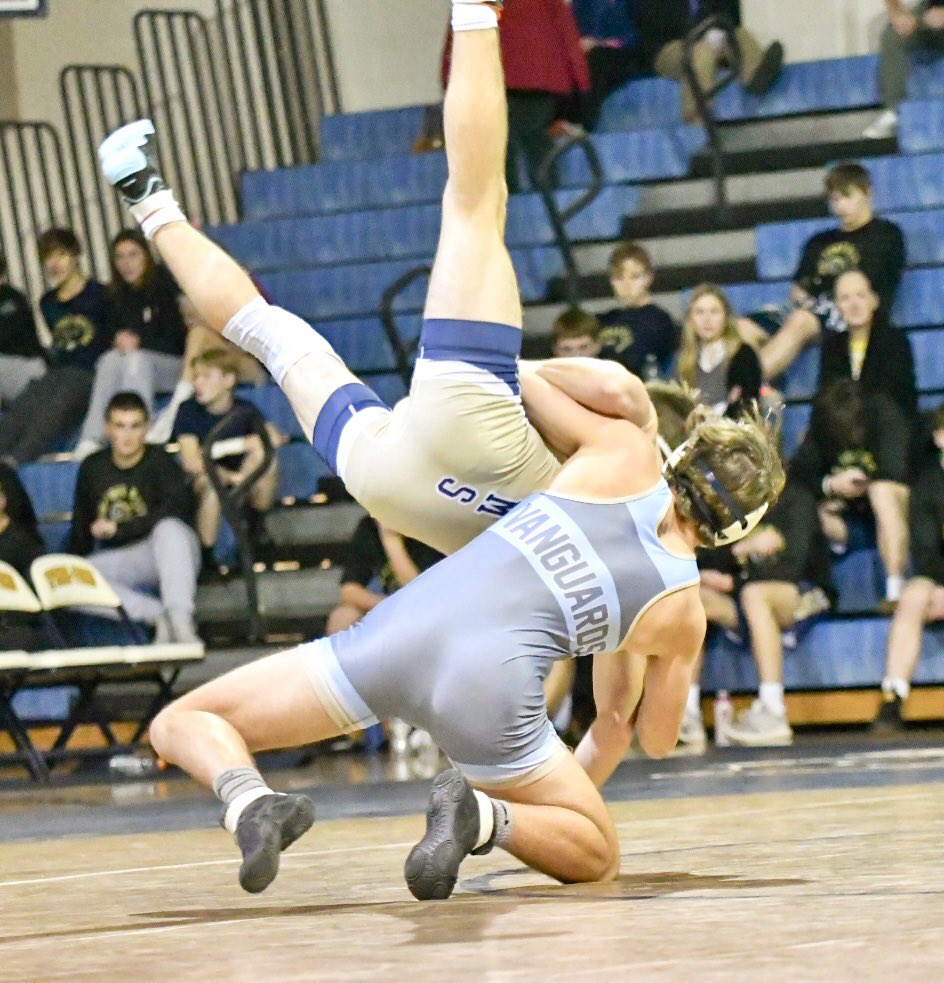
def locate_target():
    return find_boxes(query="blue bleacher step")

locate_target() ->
[715,55,880,122]
[319,106,429,163]
[241,127,701,223]
[701,616,944,694]
[212,184,641,272]
[899,98,944,155]
[851,151,944,214]
[756,208,944,282]
[258,248,566,321]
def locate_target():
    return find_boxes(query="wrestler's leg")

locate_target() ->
[424,20,520,327]
[98,123,377,443]
[481,752,620,884]
[149,644,350,893]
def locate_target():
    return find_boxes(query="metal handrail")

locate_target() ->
[201,412,275,642]
[378,264,431,386]
[682,14,742,217]
[535,133,605,309]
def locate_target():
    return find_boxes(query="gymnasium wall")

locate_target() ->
[1,0,896,122]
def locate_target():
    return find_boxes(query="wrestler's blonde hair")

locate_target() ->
[646,379,701,451]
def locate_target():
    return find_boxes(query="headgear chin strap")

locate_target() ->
[662,435,769,547]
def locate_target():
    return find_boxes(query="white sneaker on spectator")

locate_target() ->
[677,707,707,751]
[170,616,202,645]
[863,110,898,139]
[725,700,793,746]
[73,439,102,461]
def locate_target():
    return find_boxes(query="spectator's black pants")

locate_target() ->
[0,365,92,464]
[506,89,557,193]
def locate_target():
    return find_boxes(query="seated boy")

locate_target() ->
[597,242,678,380]
[740,164,905,380]
[171,348,280,565]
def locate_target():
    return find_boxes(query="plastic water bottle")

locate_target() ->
[108,753,160,778]
[713,690,733,747]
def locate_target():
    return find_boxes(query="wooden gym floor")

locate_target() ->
[0,735,943,981]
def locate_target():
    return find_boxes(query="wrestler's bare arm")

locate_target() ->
[574,587,706,788]
[574,648,646,789]
[632,590,706,759]
[521,358,657,437]
[518,364,615,459]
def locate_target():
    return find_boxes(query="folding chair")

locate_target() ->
[0,561,49,779]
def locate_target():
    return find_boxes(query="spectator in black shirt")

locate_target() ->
[598,242,679,379]
[864,1,944,139]
[171,348,280,564]
[0,460,37,534]
[872,403,944,731]
[68,391,200,643]
[635,0,783,122]
[74,230,188,457]
[792,370,912,610]
[326,516,444,634]
[0,228,109,465]
[0,475,47,652]
[742,164,906,380]
[0,251,45,408]
[676,283,761,417]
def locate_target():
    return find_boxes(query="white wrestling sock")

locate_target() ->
[759,682,786,717]
[472,789,495,850]
[882,676,910,700]
[223,295,343,385]
[130,188,188,240]
[451,1,500,32]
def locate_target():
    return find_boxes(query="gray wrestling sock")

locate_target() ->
[492,799,515,849]
[213,766,277,833]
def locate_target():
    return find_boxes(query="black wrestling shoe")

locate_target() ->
[404,768,483,901]
[234,793,315,894]
[870,693,906,735]
[98,119,169,206]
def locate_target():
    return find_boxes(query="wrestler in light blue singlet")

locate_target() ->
[314,480,700,784]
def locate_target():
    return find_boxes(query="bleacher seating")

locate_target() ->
[11,53,944,722]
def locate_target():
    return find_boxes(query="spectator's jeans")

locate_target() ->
[655,28,764,122]
[79,349,183,445]
[879,23,944,107]
[0,365,92,464]
[88,517,200,625]
[0,355,46,408]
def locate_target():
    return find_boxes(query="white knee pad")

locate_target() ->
[222,296,342,385]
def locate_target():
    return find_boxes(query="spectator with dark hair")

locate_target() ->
[864,1,944,139]
[171,348,280,567]
[742,164,906,380]
[676,283,761,416]
[872,403,944,731]
[0,473,47,652]
[0,228,109,465]
[792,345,914,613]
[598,241,679,379]
[68,391,200,643]
[73,230,188,457]
[327,516,444,635]
[551,308,603,358]
[0,251,46,408]
[569,0,646,130]
[634,0,783,123]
